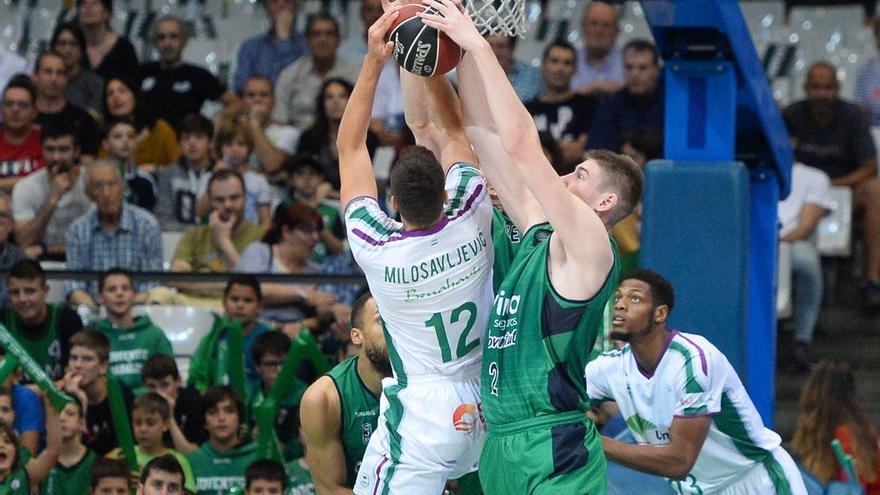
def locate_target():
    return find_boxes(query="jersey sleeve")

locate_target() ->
[584,354,615,405]
[344,196,402,261]
[671,337,723,418]
[444,163,490,223]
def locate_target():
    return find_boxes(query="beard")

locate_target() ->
[608,329,633,343]
[365,343,393,378]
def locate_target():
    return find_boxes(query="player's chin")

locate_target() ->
[608,330,632,343]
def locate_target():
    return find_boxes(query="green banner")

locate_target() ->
[107,372,138,473]
[0,325,72,411]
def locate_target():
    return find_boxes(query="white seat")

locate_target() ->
[816,186,853,257]
[161,231,183,269]
[182,38,227,76]
[776,241,792,319]
[141,305,216,357]
[39,261,67,304]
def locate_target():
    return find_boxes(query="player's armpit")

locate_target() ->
[300,377,354,495]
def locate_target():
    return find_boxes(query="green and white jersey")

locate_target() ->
[96,315,173,395]
[187,441,257,495]
[345,162,494,381]
[585,331,785,494]
[285,459,315,495]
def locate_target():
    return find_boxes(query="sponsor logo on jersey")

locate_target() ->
[486,330,517,349]
[452,403,479,433]
[361,421,373,445]
[172,81,192,93]
[492,290,521,332]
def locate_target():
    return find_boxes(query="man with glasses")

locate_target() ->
[0,75,43,193]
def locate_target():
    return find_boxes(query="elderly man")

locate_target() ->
[573,1,624,95]
[234,0,308,93]
[65,160,162,306]
[0,75,43,192]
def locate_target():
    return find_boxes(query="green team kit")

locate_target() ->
[40,450,96,495]
[326,356,380,488]
[96,315,173,395]
[2,305,65,379]
[186,441,257,495]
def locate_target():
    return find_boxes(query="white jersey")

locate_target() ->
[585,331,789,495]
[345,163,494,381]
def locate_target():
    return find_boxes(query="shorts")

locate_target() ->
[479,412,606,495]
[354,372,485,495]
[713,447,807,495]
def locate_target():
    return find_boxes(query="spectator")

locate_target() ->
[296,78,377,190]
[526,40,599,168]
[0,404,61,492]
[77,0,138,80]
[0,49,26,98]
[0,193,27,305]
[856,21,880,126]
[65,160,162,306]
[138,15,236,130]
[272,13,359,129]
[792,360,880,493]
[236,202,336,326]
[0,75,43,192]
[0,381,43,456]
[59,330,134,456]
[102,118,156,211]
[234,0,307,93]
[137,454,187,495]
[41,398,97,495]
[127,395,195,492]
[588,39,663,152]
[88,458,131,494]
[784,62,880,308]
[102,76,180,167]
[243,459,289,495]
[154,114,215,232]
[280,153,344,264]
[50,22,104,119]
[33,51,101,158]
[487,35,543,103]
[573,1,624,95]
[12,121,92,259]
[3,259,83,380]
[142,354,207,447]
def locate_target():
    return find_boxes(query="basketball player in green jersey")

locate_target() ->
[299,292,391,492]
[421,1,643,493]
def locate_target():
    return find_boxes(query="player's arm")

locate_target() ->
[338,7,400,210]
[400,69,441,158]
[602,415,712,480]
[300,377,354,495]
[422,75,477,171]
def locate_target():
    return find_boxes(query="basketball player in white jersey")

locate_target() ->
[337,7,493,494]
[586,269,808,495]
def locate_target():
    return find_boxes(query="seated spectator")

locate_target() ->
[856,22,880,126]
[784,61,880,308]
[123,394,195,492]
[487,34,543,103]
[50,22,104,120]
[236,203,336,327]
[154,114,215,232]
[77,0,138,80]
[65,161,162,306]
[526,40,599,168]
[243,459,291,495]
[280,154,344,264]
[0,382,43,455]
[88,458,131,495]
[0,49,26,98]
[102,118,156,211]
[59,330,134,456]
[573,0,625,95]
[95,268,173,394]
[137,454,187,495]
[41,398,97,495]
[188,275,273,392]
[296,78,377,190]
[3,259,83,380]
[142,354,207,447]
[0,75,44,193]
[12,121,92,259]
[792,360,880,493]
[33,51,101,158]
[102,77,179,167]
[588,39,664,153]
[0,193,27,305]
[0,400,61,492]
[233,0,307,93]
[273,13,359,129]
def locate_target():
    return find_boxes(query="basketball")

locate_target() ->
[387,4,463,77]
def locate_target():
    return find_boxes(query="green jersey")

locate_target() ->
[482,224,620,426]
[3,304,64,379]
[491,208,521,292]
[325,356,379,488]
[40,449,97,495]
[0,447,30,494]
[187,441,257,495]
[285,459,315,495]
[96,315,173,395]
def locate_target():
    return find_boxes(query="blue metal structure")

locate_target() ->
[638,0,792,424]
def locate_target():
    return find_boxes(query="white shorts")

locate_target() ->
[716,447,808,495]
[353,372,485,495]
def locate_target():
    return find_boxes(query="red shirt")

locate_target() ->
[835,424,880,495]
[0,128,43,178]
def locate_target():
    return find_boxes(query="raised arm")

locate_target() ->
[338,7,400,209]
[400,69,441,158]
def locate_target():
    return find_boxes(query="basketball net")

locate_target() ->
[464,0,527,37]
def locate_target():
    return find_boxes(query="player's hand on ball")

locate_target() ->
[418,0,483,52]
[367,6,401,63]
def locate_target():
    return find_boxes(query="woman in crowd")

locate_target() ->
[296,78,377,191]
[102,76,180,166]
[792,360,880,494]
[50,22,104,119]
[77,0,138,80]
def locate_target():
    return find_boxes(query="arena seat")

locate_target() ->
[777,240,793,319]
[39,260,67,304]
[141,304,215,380]
[182,38,227,76]
[816,186,853,258]
[161,231,183,269]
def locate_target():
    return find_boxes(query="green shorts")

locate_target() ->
[479,412,606,495]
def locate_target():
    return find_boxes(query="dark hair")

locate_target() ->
[68,394,86,417]
[50,22,88,68]
[251,331,292,364]
[98,267,134,292]
[542,39,577,61]
[223,273,263,301]
[263,202,323,245]
[307,77,354,148]
[207,168,246,197]
[178,113,214,140]
[40,120,80,147]
[2,74,36,103]
[0,424,20,471]
[140,454,185,486]
[35,50,65,73]
[621,128,663,162]
[214,120,254,157]
[90,458,130,490]
[103,116,137,139]
[70,330,111,362]
[306,12,340,38]
[245,459,287,489]
[621,269,675,312]
[538,131,566,175]
[585,149,643,225]
[77,0,113,15]
[134,392,171,421]
[102,76,157,130]
[623,38,659,66]
[285,152,323,177]
[141,353,180,381]
[7,259,46,285]
[389,145,446,227]
[350,291,373,331]
[202,386,244,422]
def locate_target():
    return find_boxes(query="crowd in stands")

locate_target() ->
[0,0,877,492]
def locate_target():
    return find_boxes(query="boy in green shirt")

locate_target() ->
[95,268,173,395]
[243,459,297,494]
[88,458,131,495]
[129,393,195,492]
[41,398,97,495]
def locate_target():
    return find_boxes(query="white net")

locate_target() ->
[464,0,527,37]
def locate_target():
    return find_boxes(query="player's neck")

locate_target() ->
[356,353,383,397]
[630,325,671,376]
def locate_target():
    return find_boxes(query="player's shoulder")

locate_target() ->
[587,345,631,372]
[300,376,342,425]
[667,331,726,376]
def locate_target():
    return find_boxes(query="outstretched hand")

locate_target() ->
[367,6,401,63]
[418,0,484,52]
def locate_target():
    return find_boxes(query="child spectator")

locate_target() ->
[128,393,195,492]
[285,428,313,495]
[0,394,61,493]
[101,119,156,211]
[184,386,257,494]
[95,268,173,395]
[88,458,131,495]
[59,330,134,456]
[137,454,187,495]
[243,459,288,494]
[41,398,97,495]
[280,153,343,264]
[0,349,45,454]
[141,354,206,447]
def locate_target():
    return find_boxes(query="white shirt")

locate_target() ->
[777,162,833,238]
[11,168,92,248]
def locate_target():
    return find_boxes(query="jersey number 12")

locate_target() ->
[425,302,480,363]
